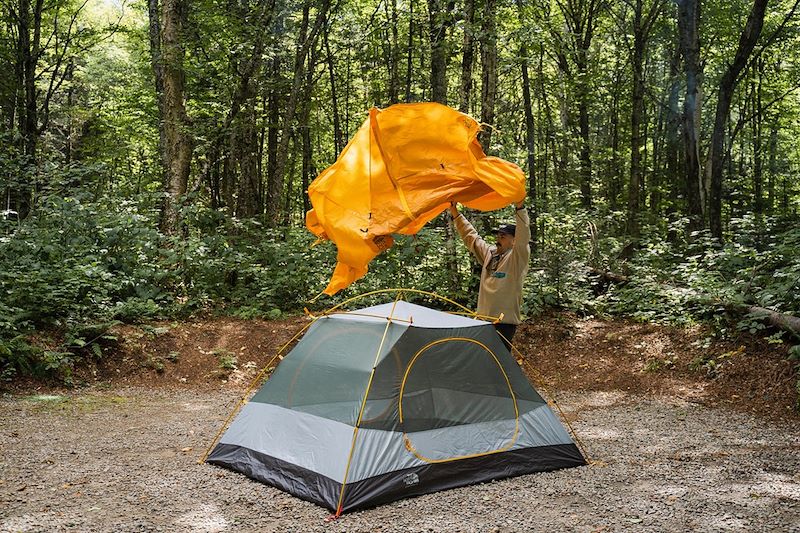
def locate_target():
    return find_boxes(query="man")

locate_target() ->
[449,200,530,349]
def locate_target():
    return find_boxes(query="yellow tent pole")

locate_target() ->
[317,287,483,319]
[333,293,403,517]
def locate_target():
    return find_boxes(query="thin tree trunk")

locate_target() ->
[324,27,342,154]
[752,59,764,214]
[478,0,496,152]
[665,41,681,229]
[521,44,538,254]
[160,0,193,234]
[627,1,646,238]
[627,0,665,238]
[267,55,281,195]
[428,0,454,104]
[459,0,475,113]
[676,0,703,230]
[300,36,319,216]
[388,0,400,104]
[266,0,330,225]
[405,0,414,102]
[234,100,260,217]
[148,0,166,180]
[767,121,777,211]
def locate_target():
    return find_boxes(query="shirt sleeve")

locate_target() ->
[512,207,531,265]
[453,213,490,265]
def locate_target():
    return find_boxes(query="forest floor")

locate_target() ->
[1,312,799,532]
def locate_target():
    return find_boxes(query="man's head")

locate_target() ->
[494,224,516,252]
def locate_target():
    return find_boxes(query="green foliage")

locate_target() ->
[215,350,238,371]
[643,357,676,372]
[688,347,744,378]
[789,345,800,361]
[526,208,597,313]
[0,190,340,381]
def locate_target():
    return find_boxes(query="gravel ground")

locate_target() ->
[1,388,798,533]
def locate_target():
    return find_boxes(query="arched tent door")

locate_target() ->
[399,338,519,463]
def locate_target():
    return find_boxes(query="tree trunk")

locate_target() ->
[553,0,603,209]
[627,0,665,238]
[767,121,777,212]
[459,0,475,113]
[428,0,454,104]
[234,100,261,217]
[676,0,703,231]
[752,59,764,214]
[665,41,682,227]
[148,0,166,183]
[521,45,538,254]
[708,0,769,239]
[324,27,343,154]
[405,0,415,102]
[267,55,281,202]
[388,0,400,104]
[300,36,319,217]
[478,0,496,152]
[605,71,619,211]
[159,0,193,234]
[627,1,646,238]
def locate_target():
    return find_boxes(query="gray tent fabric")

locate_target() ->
[207,300,585,513]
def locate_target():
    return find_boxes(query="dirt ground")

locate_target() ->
[1,311,799,533]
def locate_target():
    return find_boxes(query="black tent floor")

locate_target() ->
[208,442,586,513]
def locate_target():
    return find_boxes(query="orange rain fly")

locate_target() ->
[306,102,526,295]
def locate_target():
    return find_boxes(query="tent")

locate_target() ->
[305,102,527,295]
[206,299,585,514]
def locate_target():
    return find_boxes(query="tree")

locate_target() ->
[428,0,454,104]
[707,0,768,239]
[624,0,667,239]
[675,0,703,230]
[153,0,193,234]
[551,0,606,209]
[265,0,331,226]
[478,0,497,152]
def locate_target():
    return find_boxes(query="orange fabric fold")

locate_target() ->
[306,102,526,295]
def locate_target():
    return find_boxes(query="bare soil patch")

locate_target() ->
[517,312,799,421]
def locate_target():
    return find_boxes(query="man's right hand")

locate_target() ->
[449,202,459,217]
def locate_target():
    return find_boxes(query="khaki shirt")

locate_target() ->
[453,208,531,324]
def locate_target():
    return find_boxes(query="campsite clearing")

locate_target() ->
[1,388,798,532]
[1,312,798,532]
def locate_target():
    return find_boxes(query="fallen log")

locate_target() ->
[743,305,800,337]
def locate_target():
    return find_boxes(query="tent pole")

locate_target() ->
[333,294,403,516]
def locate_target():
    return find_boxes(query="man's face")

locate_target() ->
[495,232,515,252]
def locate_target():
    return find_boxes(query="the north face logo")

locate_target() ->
[402,473,419,486]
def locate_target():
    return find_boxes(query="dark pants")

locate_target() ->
[493,323,517,352]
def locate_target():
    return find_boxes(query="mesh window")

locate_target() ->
[251,318,407,426]
[360,325,545,431]
[398,337,517,432]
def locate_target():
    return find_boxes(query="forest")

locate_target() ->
[1,0,799,390]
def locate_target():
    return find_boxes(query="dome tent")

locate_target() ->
[205,297,585,515]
